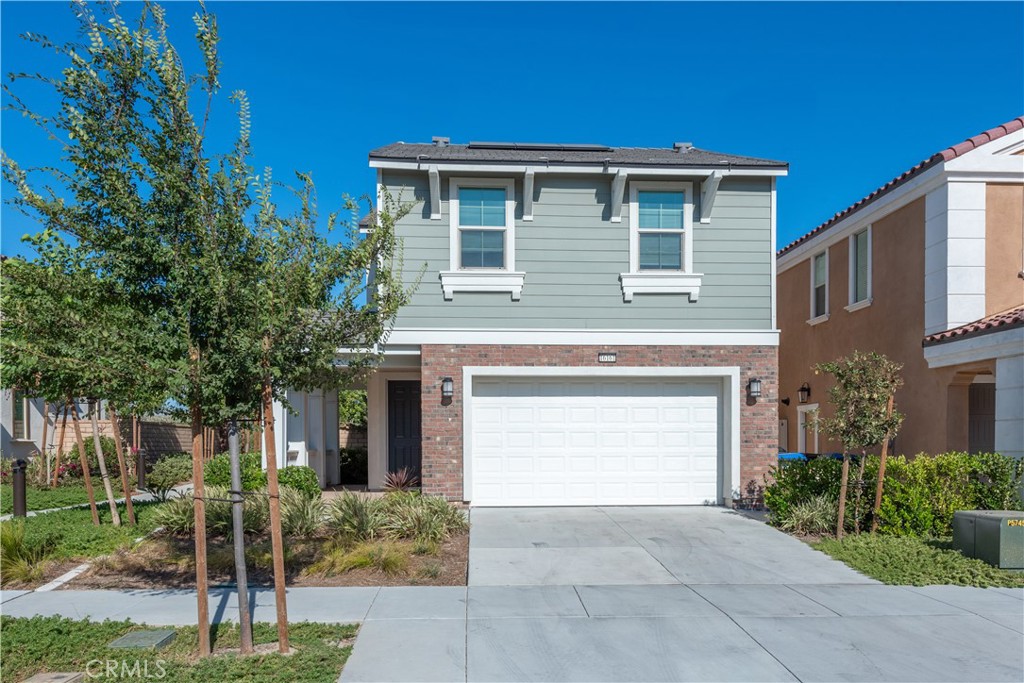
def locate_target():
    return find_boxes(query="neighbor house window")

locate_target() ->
[811,251,828,320]
[458,187,506,269]
[638,191,685,270]
[849,227,871,307]
[12,390,30,440]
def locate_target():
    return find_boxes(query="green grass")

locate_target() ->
[0,616,358,683]
[3,500,164,560]
[814,534,1024,587]
[0,482,104,514]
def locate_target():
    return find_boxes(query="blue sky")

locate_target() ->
[2,1,1022,259]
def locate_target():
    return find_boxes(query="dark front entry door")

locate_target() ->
[388,381,422,477]
[968,382,996,454]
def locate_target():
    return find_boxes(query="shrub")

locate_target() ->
[203,452,266,491]
[878,452,1024,537]
[280,486,325,539]
[777,494,839,536]
[379,491,468,542]
[153,486,270,538]
[0,521,53,585]
[308,539,409,576]
[338,448,368,486]
[766,451,1024,538]
[326,493,384,542]
[76,436,120,475]
[278,465,320,499]
[144,453,192,501]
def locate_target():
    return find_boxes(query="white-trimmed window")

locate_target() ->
[441,178,524,300]
[847,227,872,310]
[12,390,31,440]
[620,181,702,302]
[809,250,829,323]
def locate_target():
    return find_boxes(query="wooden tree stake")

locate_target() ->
[90,401,121,526]
[40,401,50,486]
[871,394,896,534]
[108,406,136,525]
[52,404,69,487]
[836,452,850,540]
[191,402,211,657]
[262,377,290,652]
[70,401,100,526]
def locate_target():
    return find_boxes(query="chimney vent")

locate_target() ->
[673,142,693,152]
[432,136,450,147]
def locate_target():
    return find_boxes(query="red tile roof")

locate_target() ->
[923,305,1024,346]
[778,116,1024,257]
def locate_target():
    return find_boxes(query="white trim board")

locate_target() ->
[370,159,788,177]
[923,326,1024,368]
[386,328,779,346]
[460,365,742,505]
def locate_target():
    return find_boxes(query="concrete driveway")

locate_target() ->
[340,506,1024,683]
[468,506,874,585]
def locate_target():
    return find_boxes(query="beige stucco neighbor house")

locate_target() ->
[777,117,1024,460]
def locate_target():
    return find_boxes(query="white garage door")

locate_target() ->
[469,377,722,506]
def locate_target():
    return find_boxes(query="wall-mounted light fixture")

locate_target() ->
[598,352,617,363]
[798,382,811,404]
[441,377,454,400]
[747,377,762,400]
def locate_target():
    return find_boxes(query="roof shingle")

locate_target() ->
[369,141,787,169]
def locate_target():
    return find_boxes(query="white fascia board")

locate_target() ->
[944,127,1024,172]
[777,162,946,272]
[370,159,788,177]
[924,326,1024,368]
[387,327,779,346]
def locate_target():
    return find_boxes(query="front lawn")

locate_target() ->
[813,534,1024,587]
[0,481,120,515]
[0,616,357,683]
[17,500,163,560]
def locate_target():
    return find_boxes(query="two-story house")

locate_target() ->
[268,138,788,506]
[777,118,1024,461]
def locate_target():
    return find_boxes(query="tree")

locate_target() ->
[229,176,411,652]
[815,351,904,539]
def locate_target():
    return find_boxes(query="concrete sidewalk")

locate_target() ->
[3,584,1021,682]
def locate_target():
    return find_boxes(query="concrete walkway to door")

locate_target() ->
[340,506,1024,683]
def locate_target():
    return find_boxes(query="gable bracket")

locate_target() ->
[610,169,628,223]
[700,170,723,224]
[523,168,535,221]
[428,165,441,220]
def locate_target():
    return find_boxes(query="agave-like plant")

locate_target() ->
[383,467,420,492]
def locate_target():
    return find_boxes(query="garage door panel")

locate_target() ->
[471,377,722,506]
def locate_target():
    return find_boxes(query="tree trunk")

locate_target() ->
[40,401,50,486]
[108,406,136,525]
[90,401,121,526]
[69,402,100,526]
[836,452,850,540]
[191,402,211,657]
[871,394,896,534]
[228,420,254,653]
[51,404,69,487]
[262,375,290,653]
[853,450,867,534]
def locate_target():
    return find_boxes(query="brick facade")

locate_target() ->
[419,344,778,503]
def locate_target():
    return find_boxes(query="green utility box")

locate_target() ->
[952,510,1024,570]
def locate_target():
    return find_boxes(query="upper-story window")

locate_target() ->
[12,390,30,440]
[638,191,685,270]
[458,188,507,269]
[441,178,524,301]
[619,181,702,302]
[809,250,829,323]
[847,227,872,310]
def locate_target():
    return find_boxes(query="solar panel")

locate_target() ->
[467,141,612,152]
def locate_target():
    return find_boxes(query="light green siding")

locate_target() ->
[384,171,773,330]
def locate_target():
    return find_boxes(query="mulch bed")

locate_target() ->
[63,532,469,589]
